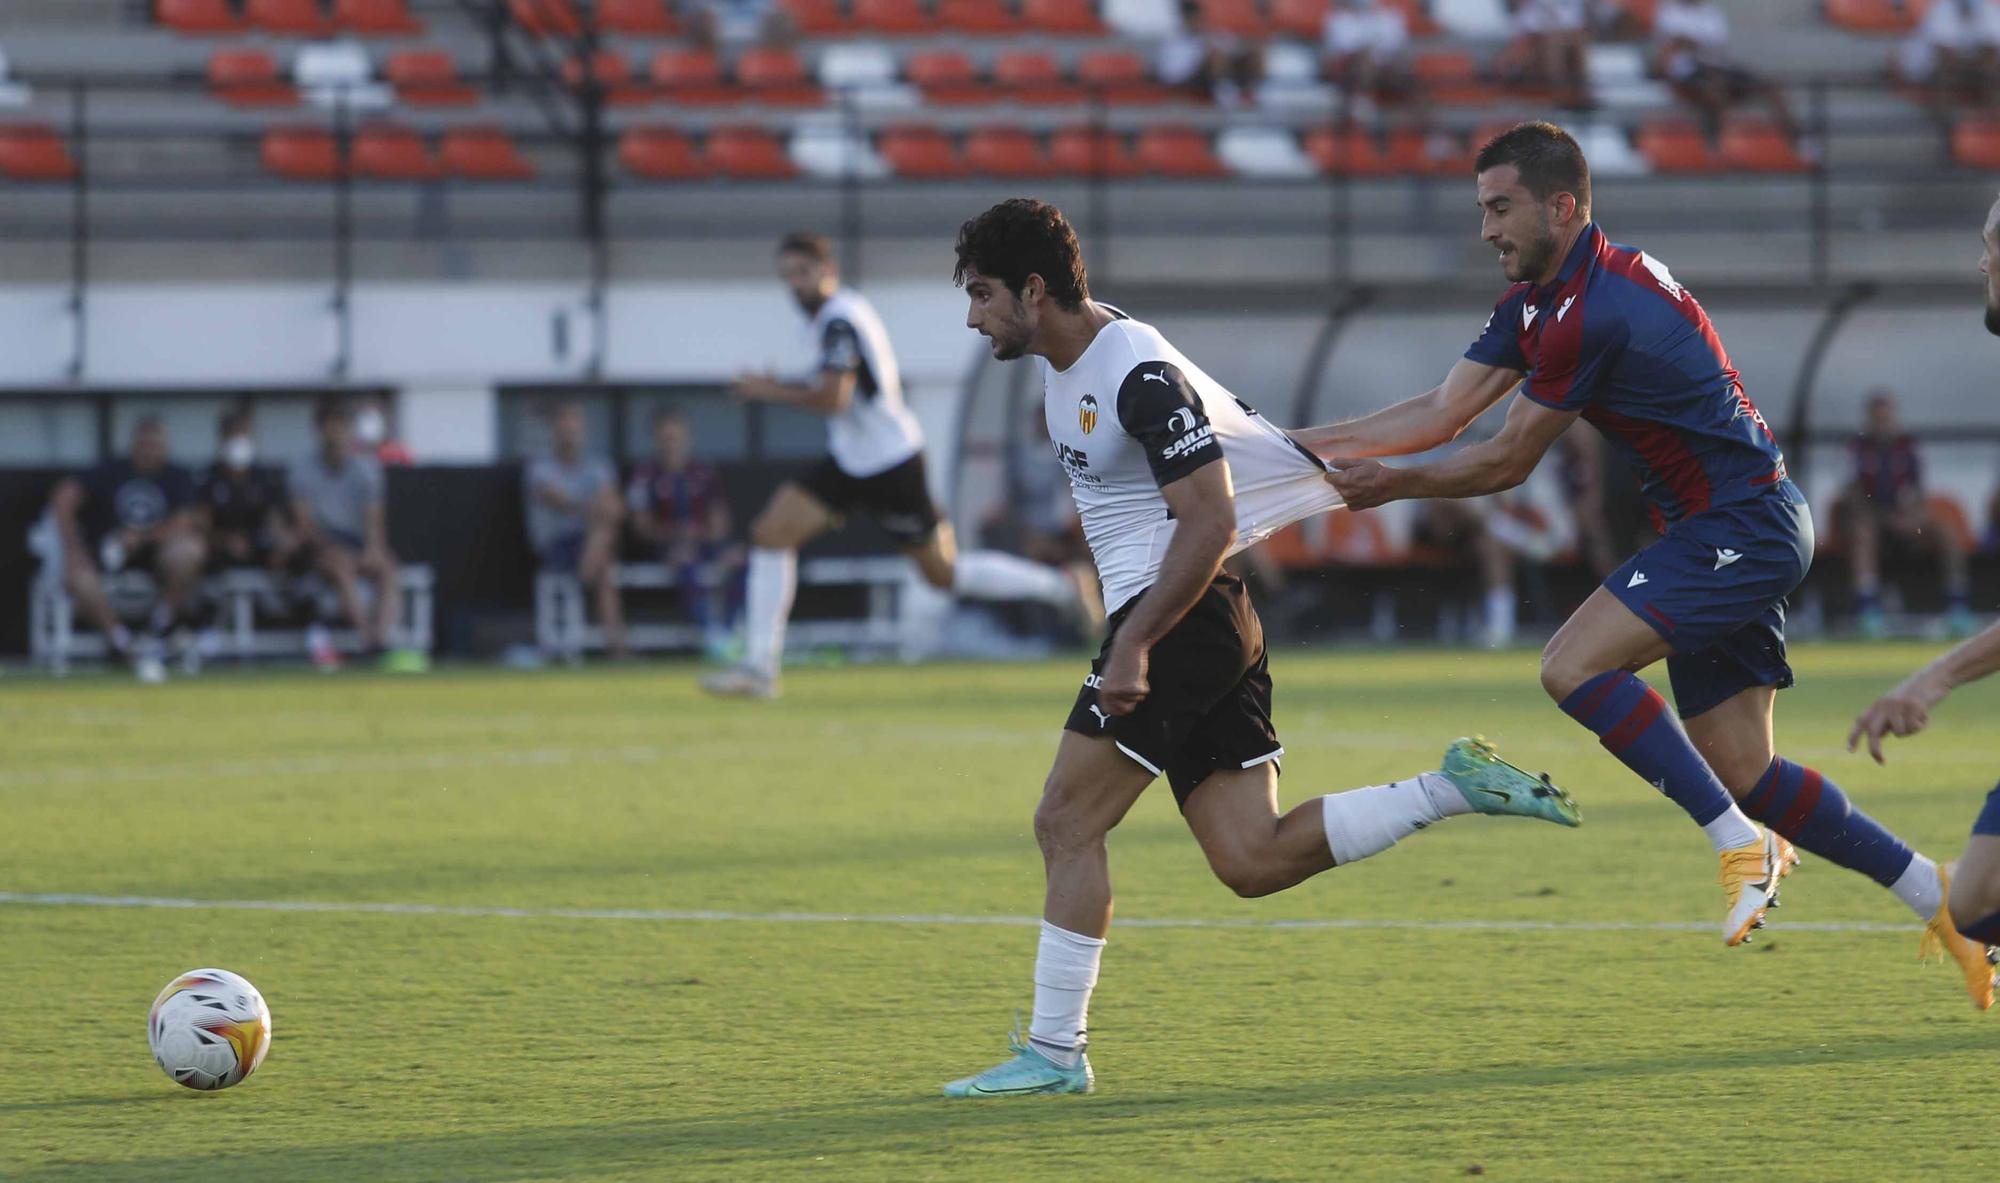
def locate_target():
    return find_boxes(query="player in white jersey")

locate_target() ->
[704,232,1100,699]
[940,198,1583,1098]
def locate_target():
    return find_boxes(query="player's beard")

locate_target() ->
[986,304,1033,360]
[1505,221,1561,283]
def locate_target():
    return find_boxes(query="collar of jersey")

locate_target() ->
[1535,222,1602,302]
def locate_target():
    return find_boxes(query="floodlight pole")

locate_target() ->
[331,88,354,383]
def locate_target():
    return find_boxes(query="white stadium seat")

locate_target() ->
[1217,126,1316,178]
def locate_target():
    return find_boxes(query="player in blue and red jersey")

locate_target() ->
[1294,122,1992,1006]
[628,408,742,659]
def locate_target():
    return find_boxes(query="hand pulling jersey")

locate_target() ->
[1038,310,1344,613]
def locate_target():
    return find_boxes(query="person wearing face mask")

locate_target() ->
[351,396,413,467]
[198,407,303,581]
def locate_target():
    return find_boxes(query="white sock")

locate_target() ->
[953,550,1074,608]
[742,547,797,678]
[1701,807,1762,853]
[1890,854,1943,920]
[1318,772,1468,866]
[1028,920,1104,1068]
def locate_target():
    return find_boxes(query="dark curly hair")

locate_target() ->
[952,198,1090,310]
[1475,122,1591,218]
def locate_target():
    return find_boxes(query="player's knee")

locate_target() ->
[749,514,789,551]
[1538,649,1588,702]
[1033,782,1105,858]
[1207,851,1282,899]
[918,558,954,591]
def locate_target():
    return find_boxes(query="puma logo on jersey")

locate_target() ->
[1143,369,1171,385]
[1557,295,1576,322]
[1088,704,1111,729]
[1714,548,1742,570]
[1523,304,1540,329]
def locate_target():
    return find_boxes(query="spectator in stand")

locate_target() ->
[1900,0,2000,108]
[525,401,630,660]
[1501,0,1594,110]
[292,396,404,669]
[199,406,304,577]
[1323,0,1417,118]
[41,417,205,682]
[1843,388,1975,639]
[628,408,742,661]
[352,394,412,467]
[1654,0,1801,145]
[1160,2,1266,107]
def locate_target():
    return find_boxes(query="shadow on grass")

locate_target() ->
[10,1027,1978,1182]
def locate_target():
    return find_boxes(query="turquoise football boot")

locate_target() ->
[942,1018,1092,1098]
[1439,736,1581,827]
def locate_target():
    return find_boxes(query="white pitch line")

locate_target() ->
[0,892,1922,934]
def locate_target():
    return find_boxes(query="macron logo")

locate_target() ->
[1557,295,1576,322]
[1714,548,1742,570]
[1143,369,1171,385]
[1523,304,1540,330]
[1627,571,1649,588]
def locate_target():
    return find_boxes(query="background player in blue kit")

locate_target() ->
[1293,122,1993,1007]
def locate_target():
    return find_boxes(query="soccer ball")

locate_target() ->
[147,968,271,1091]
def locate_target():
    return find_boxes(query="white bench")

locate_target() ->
[534,554,907,662]
[29,563,435,675]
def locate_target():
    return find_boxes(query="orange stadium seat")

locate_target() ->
[0,125,79,181]
[440,127,536,178]
[1825,0,1919,33]
[1195,0,1268,36]
[510,0,583,36]
[906,50,987,103]
[597,0,682,34]
[735,48,822,105]
[879,125,969,177]
[158,0,246,34]
[650,48,734,104]
[618,127,706,178]
[1078,50,1175,103]
[965,126,1051,176]
[941,0,1024,33]
[1952,115,2000,168]
[335,0,425,35]
[994,50,1084,104]
[352,124,440,179]
[1136,126,1226,176]
[1414,50,1502,106]
[387,50,478,105]
[247,0,336,36]
[208,49,300,106]
[562,50,651,103]
[781,0,852,33]
[1305,124,1398,176]
[705,125,797,178]
[1718,115,1808,173]
[854,0,938,33]
[1614,0,1656,30]
[1272,0,1329,37]
[1637,116,1723,172]
[261,127,343,180]
[1049,125,1141,177]
[1023,0,1105,33]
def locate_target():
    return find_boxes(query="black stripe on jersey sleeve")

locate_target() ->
[820,318,862,374]
[1115,360,1221,488]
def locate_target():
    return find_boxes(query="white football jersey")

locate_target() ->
[806,287,925,477]
[1038,312,1344,613]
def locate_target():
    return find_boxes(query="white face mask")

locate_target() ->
[354,408,387,445]
[222,436,256,469]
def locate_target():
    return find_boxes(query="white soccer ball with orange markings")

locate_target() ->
[148,968,271,1091]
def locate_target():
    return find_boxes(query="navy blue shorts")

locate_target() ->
[1974,783,2000,837]
[537,534,586,574]
[1606,483,1814,720]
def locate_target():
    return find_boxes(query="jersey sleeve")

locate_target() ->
[819,318,862,375]
[1464,288,1531,372]
[1521,302,1626,412]
[1115,360,1222,488]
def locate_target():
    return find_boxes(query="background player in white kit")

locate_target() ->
[704,232,1101,699]
[941,199,1583,1098]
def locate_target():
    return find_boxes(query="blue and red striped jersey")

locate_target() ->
[1464,223,1787,525]
[1847,434,1922,504]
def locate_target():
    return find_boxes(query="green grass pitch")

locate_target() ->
[2,643,1995,1181]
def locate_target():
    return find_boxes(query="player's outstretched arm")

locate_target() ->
[1849,618,2000,763]
[1097,460,1236,717]
[1328,392,1578,511]
[729,368,856,417]
[1290,359,1524,461]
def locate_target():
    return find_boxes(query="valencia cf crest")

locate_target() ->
[1078,394,1098,434]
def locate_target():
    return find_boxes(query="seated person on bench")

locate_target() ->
[290,396,403,669]
[525,401,629,660]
